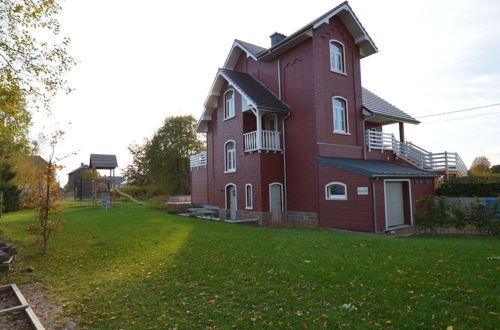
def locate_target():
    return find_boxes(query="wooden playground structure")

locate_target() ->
[89,154,118,208]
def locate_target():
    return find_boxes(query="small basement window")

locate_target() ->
[325,182,347,200]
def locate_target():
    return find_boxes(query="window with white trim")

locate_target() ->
[225,141,236,172]
[330,40,345,74]
[325,182,347,200]
[332,97,347,133]
[245,184,253,209]
[224,90,235,119]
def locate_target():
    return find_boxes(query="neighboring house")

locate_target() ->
[67,163,90,200]
[102,175,126,188]
[67,163,89,191]
[190,2,467,232]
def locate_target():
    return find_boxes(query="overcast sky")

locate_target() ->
[31,0,500,182]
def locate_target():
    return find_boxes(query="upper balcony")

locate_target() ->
[190,151,207,169]
[365,130,467,177]
[243,130,281,152]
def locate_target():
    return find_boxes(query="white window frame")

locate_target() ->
[332,96,349,135]
[224,89,235,120]
[329,40,346,75]
[224,140,236,173]
[325,182,347,200]
[245,184,253,209]
[264,114,278,131]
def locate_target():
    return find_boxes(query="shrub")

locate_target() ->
[119,186,168,199]
[436,175,500,197]
[150,195,169,209]
[416,195,500,235]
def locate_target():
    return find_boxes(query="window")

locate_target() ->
[264,114,278,131]
[245,184,253,209]
[332,97,348,133]
[225,140,236,172]
[325,182,347,200]
[224,90,235,119]
[330,40,345,74]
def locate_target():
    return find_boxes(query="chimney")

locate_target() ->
[270,32,287,47]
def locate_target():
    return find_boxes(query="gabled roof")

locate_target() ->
[197,69,290,132]
[236,40,266,57]
[316,157,438,178]
[220,69,290,112]
[362,88,420,125]
[89,154,118,169]
[223,1,377,69]
[68,163,88,175]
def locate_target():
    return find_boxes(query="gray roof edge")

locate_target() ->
[316,156,439,178]
[316,156,373,177]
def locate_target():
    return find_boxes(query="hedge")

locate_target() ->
[118,186,168,199]
[436,175,500,197]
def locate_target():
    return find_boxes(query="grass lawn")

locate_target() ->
[0,202,499,328]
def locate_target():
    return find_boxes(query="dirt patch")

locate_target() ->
[17,283,77,329]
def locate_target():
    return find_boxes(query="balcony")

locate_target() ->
[365,130,467,177]
[190,151,207,169]
[243,130,281,152]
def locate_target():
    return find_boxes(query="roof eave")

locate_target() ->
[363,107,420,125]
[258,2,378,61]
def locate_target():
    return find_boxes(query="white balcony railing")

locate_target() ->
[243,130,281,152]
[366,130,468,177]
[190,151,207,168]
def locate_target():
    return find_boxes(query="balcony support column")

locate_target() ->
[399,122,405,143]
[254,108,264,151]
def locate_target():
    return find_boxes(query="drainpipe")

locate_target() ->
[282,112,291,220]
[371,178,378,232]
[277,57,291,220]
[362,112,376,160]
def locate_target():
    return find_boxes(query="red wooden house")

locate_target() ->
[190,2,467,232]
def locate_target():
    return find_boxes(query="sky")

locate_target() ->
[31,0,500,182]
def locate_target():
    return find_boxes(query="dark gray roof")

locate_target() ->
[219,69,290,112]
[68,164,88,175]
[89,154,118,169]
[362,88,420,124]
[235,39,266,57]
[256,1,377,59]
[316,156,438,178]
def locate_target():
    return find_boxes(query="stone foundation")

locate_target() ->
[287,211,318,225]
[219,209,272,225]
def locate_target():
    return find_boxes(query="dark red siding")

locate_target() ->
[193,14,436,232]
[191,166,208,204]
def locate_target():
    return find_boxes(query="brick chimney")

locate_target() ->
[270,32,287,47]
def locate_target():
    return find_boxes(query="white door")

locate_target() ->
[385,181,405,227]
[270,184,283,222]
[228,185,237,220]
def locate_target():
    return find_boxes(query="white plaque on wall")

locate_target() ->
[357,187,369,195]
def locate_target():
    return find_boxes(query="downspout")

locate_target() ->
[278,57,290,220]
[371,178,378,232]
[362,110,376,160]
[282,112,291,220]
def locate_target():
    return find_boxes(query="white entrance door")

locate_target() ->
[385,181,405,227]
[227,185,237,220]
[269,183,283,222]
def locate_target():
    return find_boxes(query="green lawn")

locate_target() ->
[0,203,499,329]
